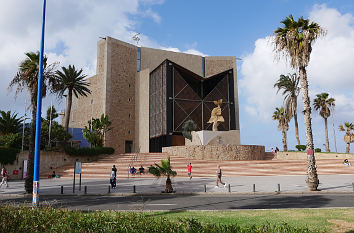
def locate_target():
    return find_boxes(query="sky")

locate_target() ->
[0,0,353,153]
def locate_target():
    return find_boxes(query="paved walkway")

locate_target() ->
[2,174,354,195]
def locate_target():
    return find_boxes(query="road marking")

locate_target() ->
[146,204,177,206]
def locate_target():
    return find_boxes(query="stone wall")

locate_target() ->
[163,145,265,160]
[276,151,354,160]
[2,151,99,180]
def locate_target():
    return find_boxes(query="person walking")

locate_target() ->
[187,163,192,180]
[110,170,116,189]
[112,165,117,177]
[0,168,9,188]
[215,165,226,188]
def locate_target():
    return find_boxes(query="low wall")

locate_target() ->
[276,151,354,160]
[162,145,265,160]
[1,151,99,180]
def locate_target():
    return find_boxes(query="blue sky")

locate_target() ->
[0,0,353,153]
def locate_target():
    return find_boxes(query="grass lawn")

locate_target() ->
[144,208,354,232]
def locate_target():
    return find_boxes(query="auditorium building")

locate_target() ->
[70,37,240,154]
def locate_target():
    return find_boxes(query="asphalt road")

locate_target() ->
[2,194,354,211]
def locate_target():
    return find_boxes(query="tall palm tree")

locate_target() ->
[274,73,301,145]
[339,122,354,154]
[313,93,335,152]
[273,15,325,191]
[149,157,177,193]
[9,51,56,193]
[54,65,91,132]
[272,107,290,151]
[0,111,23,135]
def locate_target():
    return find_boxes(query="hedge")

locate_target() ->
[65,147,115,156]
[0,206,318,233]
[0,146,19,165]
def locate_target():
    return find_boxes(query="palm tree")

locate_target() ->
[273,15,325,191]
[313,93,335,152]
[9,51,56,193]
[54,65,91,132]
[149,157,177,193]
[272,107,290,151]
[339,122,354,154]
[0,111,23,135]
[274,73,301,145]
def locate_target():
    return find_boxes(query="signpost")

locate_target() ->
[73,162,82,193]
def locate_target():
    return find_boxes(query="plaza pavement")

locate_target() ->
[2,174,354,196]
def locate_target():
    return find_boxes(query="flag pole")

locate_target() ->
[32,0,47,207]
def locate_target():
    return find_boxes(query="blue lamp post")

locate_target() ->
[32,0,47,207]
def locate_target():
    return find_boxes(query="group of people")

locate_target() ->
[129,166,145,175]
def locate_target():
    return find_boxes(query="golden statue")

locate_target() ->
[208,99,224,131]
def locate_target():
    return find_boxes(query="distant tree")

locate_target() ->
[339,122,354,154]
[149,157,177,193]
[82,114,112,147]
[272,107,290,151]
[45,105,59,122]
[54,65,91,132]
[313,93,335,152]
[274,73,300,145]
[273,14,325,191]
[8,51,57,193]
[0,111,23,135]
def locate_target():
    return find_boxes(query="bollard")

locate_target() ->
[61,185,63,194]
[228,184,231,193]
[108,185,111,193]
[84,186,87,194]
[253,184,255,192]
[278,184,280,192]
[204,184,207,192]
[133,185,136,193]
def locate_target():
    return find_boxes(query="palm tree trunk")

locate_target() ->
[64,90,73,132]
[165,176,173,193]
[25,96,37,193]
[324,118,330,152]
[346,143,350,154]
[282,130,288,151]
[293,96,300,145]
[299,67,319,191]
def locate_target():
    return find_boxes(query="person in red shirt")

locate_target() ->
[187,163,192,180]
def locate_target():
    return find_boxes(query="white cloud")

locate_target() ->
[240,5,354,124]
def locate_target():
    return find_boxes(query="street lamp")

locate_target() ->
[21,99,27,152]
[90,99,93,131]
[33,0,47,207]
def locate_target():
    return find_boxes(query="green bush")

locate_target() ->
[0,206,319,233]
[296,145,306,151]
[315,148,321,153]
[0,133,22,148]
[0,146,19,165]
[65,147,114,156]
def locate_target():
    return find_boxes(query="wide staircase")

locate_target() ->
[41,152,354,179]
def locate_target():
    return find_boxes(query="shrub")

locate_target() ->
[0,133,22,148]
[65,147,114,156]
[315,148,321,153]
[0,205,319,233]
[0,146,19,165]
[296,145,306,151]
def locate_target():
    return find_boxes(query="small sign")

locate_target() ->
[75,162,82,174]
[13,170,19,175]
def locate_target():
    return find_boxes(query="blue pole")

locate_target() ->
[32,0,47,207]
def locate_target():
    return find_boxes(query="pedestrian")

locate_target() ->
[112,165,117,177]
[139,165,145,175]
[275,147,279,153]
[215,165,226,188]
[187,163,192,180]
[0,168,9,188]
[110,170,116,189]
[271,148,274,154]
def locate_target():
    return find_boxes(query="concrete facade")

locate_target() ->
[71,37,240,154]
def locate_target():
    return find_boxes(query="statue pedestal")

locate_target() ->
[186,130,240,146]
